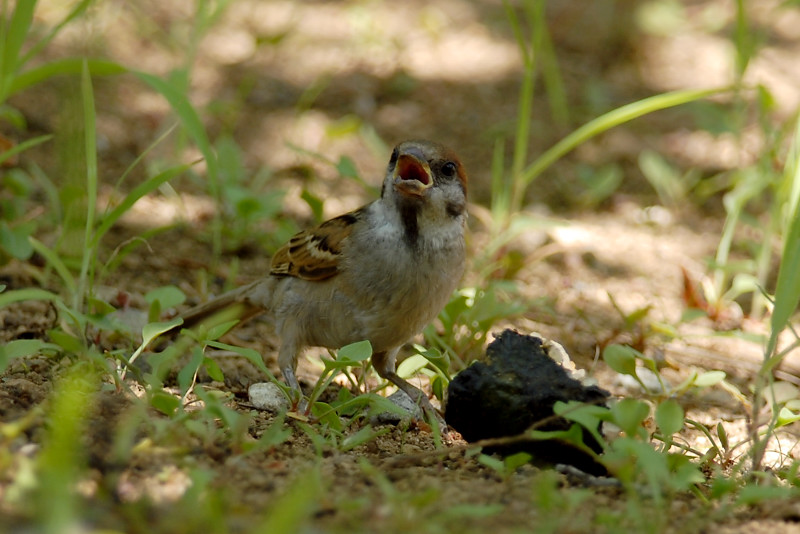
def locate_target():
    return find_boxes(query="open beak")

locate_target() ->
[392,150,433,198]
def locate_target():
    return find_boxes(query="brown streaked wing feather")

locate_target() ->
[270,211,359,281]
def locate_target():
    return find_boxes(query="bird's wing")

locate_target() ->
[270,211,360,281]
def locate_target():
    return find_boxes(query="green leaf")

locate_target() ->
[0,339,59,373]
[87,296,115,315]
[337,340,372,362]
[710,475,738,500]
[603,344,639,376]
[528,424,597,454]
[48,330,84,354]
[553,401,610,450]
[776,406,800,428]
[147,299,162,324]
[417,345,450,377]
[142,318,183,347]
[205,319,241,341]
[203,357,225,383]
[665,452,704,490]
[144,285,187,310]
[716,422,729,451]
[639,149,684,204]
[397,354,429,379]
[360,393,412,418]
[655,399,684,437]
[300,189,324,223]
[693,370,726,387]
[504,451,533,471]
[340,425,389,452]
[0,221,33,259]
[478,454,506,473]
[336,155,359,179]
[150,391,181,416]
[140,347,177,388]
[432,374,447,401]
[178,346,205,393]
[611,399,651,439]
[2,339,44,359]
[206,340,273,378]
[310,402,342,430]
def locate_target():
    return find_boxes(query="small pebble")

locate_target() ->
[248,382,289,412]
[371,390,425,425]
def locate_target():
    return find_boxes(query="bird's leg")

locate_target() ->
[372,349,446,428]
[278,342,307,413]
[281,364,308,413]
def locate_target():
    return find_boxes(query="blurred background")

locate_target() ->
[12,0,800,213]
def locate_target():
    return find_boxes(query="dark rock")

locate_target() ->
[446,329,610,475]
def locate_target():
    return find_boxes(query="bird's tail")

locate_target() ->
[177,281,264,334]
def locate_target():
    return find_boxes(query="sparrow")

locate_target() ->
[179,139,468,420]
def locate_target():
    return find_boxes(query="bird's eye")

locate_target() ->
[441,161,457,177]
[389,148,399,168]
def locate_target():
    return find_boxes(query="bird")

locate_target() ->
[178,139,468,421]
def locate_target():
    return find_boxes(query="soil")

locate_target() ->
[2,0,800,532]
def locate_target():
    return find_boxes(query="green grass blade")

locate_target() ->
[74,61,98,312]
[92,161,196,246]
[538,14,569,128]
[7,58,126,98]
[108,121,179,193]
[0,287,62,308]
[765,114,800,361]
[0,0,37,100]
[29,236,77,296]
[19,0,95,67]
[503,0,530,66]
[490,137,509,227]
[36,362,100,533]
[134,70,221,255]
[132,70,219,187]
[518,87,729,189]
[786,114,800,229]
[505,0,537,181]
[0,133,53,166]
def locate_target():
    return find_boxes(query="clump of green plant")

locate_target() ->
[0,166,40,263]
[214,134,290,252]
[0,0,108,263]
